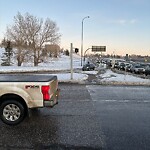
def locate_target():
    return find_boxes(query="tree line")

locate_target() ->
[0,12,61,66]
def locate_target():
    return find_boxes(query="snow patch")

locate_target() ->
[99,69,150,85]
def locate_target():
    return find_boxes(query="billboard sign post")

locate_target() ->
[92,46,106,52]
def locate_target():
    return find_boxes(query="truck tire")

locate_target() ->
[0,100,25,125]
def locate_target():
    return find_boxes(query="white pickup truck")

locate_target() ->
[0,74,59,125]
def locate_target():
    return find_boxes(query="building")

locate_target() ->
[45,44,60,57]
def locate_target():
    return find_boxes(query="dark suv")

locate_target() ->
[82,63,95,71]
[145,65,150,76]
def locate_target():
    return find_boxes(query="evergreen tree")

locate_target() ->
[1,41,13,66]
[65,50,69,56]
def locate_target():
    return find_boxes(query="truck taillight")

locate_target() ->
[41,85,50,100]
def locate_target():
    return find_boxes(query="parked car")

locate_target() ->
[111,59,125,68]
[124,63,131,71]
[82,63,95,71]
[114,61,120,69]
[144,64,150,76]
[130,64,145,74]
[125,63,132,72]
[118,62,126,70]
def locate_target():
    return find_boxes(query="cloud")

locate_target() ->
[109,19,138,25]
[117,19,127,25]
[130,19,137,24]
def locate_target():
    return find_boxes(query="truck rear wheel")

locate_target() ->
[0,100,25,125]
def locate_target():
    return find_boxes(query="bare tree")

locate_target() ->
[6,13,30,66]
[6,12,61,66]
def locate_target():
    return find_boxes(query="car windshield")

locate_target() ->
[135,65,143,68]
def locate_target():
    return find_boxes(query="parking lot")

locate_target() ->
[86,57,150,81]
[103,58,150,76]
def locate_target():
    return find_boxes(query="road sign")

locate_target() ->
[92,46,106,52]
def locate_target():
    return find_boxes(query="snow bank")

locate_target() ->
[51,73,88,83]
[99,69,150,85]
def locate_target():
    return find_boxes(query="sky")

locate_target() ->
[0,0,150,56]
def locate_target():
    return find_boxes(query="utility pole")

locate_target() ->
[81,16,90,66]
[70,43,73,80]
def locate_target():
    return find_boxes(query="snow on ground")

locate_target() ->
[0,48,150,84]
[51,73,88,82]
[99,69,150,85]
[0,52,88,82]
[81,70,98,75]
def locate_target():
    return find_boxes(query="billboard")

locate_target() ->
[92,46,106,52]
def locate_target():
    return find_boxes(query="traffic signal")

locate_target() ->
[75,48,79,53]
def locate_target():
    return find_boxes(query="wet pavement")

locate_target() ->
[0,84,104,150]
[0,84,150,150]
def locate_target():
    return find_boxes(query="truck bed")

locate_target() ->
[0,74,57,82]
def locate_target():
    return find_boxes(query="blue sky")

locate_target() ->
[0,0,150,55]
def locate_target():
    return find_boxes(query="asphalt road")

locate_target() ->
[0,84,150,150]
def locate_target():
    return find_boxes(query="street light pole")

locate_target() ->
[81,16,90,66]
